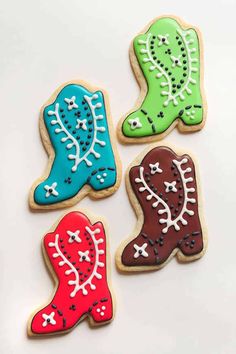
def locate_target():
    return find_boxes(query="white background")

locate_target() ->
[0,0,236,353]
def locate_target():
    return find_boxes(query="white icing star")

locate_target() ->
[76,118,87,130]
[64,96,78,111]
[44,182,59,198]
[157,34,169,46]
[171,55,182,68]
[67,230,81,244]
[149,162,163,175]
[128,117,142,130]
[164,181,177,193]
[133,243,149,258]
[78,250,90,262]
[42,312,56,327]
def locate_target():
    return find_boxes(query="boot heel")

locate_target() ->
[178,231,204,257]
[89,295,113,324]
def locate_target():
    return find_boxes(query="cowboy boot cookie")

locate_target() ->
[30,82,120,209]
[117,146,207,271]
[120,17,205,142]
[28,211,113,335]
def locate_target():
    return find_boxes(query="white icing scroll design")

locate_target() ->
[49,233,79,297]
[48,226,104,297]
[135,158,196,233]
[48,93,106,171]
[48,103,81,172]
[138,30,198,107]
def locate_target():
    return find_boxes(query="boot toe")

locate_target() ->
[122,114,150,137]
[30,309,64,335]
[33,179,80,206]
[121,241,151,267]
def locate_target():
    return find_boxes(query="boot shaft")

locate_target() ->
[44,84,113,172]
[44,211,108,298]
[130,146,200,236]
[134,17,201,107]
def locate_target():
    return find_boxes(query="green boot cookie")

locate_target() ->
[120,17,206,142]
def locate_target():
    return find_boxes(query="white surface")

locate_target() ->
[0,0,236,353]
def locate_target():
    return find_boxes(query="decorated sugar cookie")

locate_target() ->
[116,145,207,271]
[28,211,114,336]
[29,81,121,209]
[118,16,206,143]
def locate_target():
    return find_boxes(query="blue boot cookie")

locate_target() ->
[29,82,121,209]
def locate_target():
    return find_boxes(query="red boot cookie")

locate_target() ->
[28,211,114,336]
[116,145,207,271]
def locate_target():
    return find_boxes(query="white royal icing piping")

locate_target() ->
[149,162,163,175]
[128,117,142,130]
[44,182,59,198]
[133,243,149,258]
[42,312,56,327]
[96,172,107,184]
[48,226,104,297]
[78,250,90,262]
[164,181,177,193]
[138,30,198,107]
[135,158,196,234]
[48,93,106,172]
[76,118,87,131]
[66,230,81,244]
[64,96,78,111]
[157,34,169,46]
[96,305,106,317]
[171,55,182,68]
